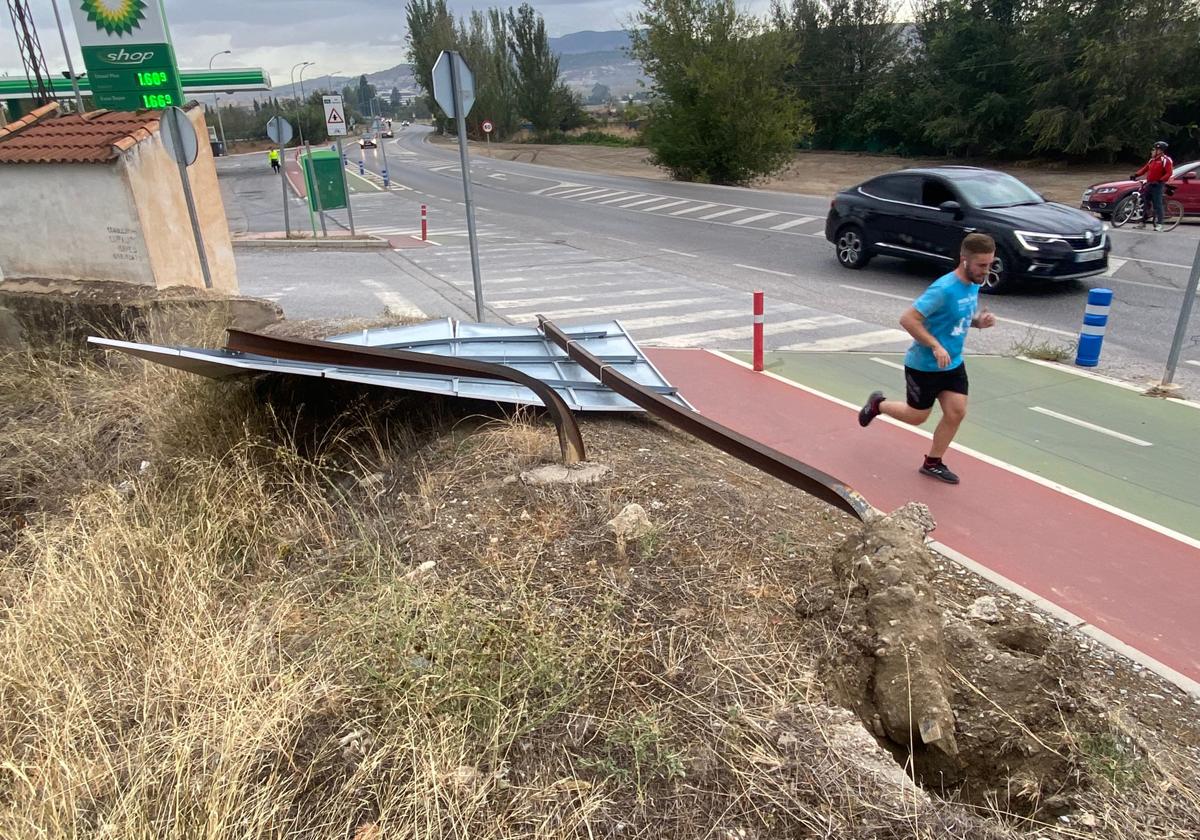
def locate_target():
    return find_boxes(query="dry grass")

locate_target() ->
[1,343,1197,839]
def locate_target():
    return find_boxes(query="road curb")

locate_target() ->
[233,237,390,251]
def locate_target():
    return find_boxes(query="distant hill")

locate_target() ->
[549,30,632,54]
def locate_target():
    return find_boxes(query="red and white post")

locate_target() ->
[753,290,764,371]
[420,204,428,241]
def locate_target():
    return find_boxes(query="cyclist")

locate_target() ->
[269,148,281,174]
[1132,141,1174,231]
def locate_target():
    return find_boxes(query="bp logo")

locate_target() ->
[79,0,148,36]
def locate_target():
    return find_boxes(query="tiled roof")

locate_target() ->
[0,102,162,164]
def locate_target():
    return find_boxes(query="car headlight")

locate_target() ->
[1083,188,1094,198]
[1014,230,1068,251]
[1093,187,1118,195]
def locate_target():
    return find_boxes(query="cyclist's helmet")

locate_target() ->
[1153,140,1169,150]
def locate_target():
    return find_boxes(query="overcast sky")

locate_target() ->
[2,1,780,84]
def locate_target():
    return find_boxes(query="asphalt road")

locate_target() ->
[219,126,1200,394]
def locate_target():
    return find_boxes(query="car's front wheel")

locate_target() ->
[982,245,1016,295]
[834,225,871,270]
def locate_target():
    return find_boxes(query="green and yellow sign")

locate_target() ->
[70,0,184,111]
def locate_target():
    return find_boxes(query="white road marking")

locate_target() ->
[710,349,1200,554]
[669,203,717,216]
[1186,360,1200,368]
[599,192,645,204]
[493,287,679,309]
[564,188,611,200]
[870,356,906,371]
[359,279,424,318]
[608,236,640,245]
[1029,406,1153,447]
[545,185,600,198]
[780,329,911,351]
[659,248,699,258]
[620,308,749,331]
[733,211,780,226]
[576,190,627,203]
[1103,256,1128,277]
[839,283,911,302]
[770,216,817,231]
[504,298,689,321]
[734,263,794,278]
[532,182,582,195]
[699,207,745,221]
[639,199,690,213]
[488,173,507,180]
[653,314,856,348]
[618,196,671,209]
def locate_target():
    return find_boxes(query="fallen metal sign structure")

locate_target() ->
[539,317,873,522]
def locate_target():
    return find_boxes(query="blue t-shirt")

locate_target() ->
[904,271,979,372]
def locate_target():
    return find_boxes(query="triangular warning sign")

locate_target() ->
[326,107,344,124]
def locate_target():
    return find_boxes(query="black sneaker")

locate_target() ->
[919,461,960,484]
[858,391,885,427]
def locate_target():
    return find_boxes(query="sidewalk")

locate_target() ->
[646,347,1200,694]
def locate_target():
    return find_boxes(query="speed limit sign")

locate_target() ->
[481,119,494,134]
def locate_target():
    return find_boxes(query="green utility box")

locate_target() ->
[301,149,348,211]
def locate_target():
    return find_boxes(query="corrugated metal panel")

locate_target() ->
[87,319,691,414]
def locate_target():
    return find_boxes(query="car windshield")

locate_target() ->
[1175,161,1199,178]
[953,172,1043,208]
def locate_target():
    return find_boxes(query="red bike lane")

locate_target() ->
[647,347,1200,691]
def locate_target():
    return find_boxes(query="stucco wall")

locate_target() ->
[0,164,156,285]
[124,107,238,293]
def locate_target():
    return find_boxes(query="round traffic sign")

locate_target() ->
[160,106,198,166]
[481,119,494,134]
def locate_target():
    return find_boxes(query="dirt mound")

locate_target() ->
[823,504,1091,815]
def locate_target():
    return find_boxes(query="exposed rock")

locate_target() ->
[519,462,611,486]
[968,595,1003,624]
[607,502,654,556]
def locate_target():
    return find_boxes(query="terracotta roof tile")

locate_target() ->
[0,104,164,165]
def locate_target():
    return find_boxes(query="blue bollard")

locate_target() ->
[358,160,365,176]
[1075,287,1113,367]
[382,168,389,187]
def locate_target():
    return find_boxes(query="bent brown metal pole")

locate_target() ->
[538,318,872,521]
[224,330,585,464]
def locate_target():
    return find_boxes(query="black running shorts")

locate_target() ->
[904,363,968,410]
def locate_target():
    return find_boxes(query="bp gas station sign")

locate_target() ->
[70,0,185,111]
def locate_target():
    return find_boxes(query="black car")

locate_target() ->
[825,166,1109,293]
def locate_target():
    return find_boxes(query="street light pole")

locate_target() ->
[47,0,84,113]
[208,49,232,153]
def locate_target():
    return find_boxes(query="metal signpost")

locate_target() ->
[482,118,493,151]
[69,0,185,112]
[432,50,484,322]
[1160,238,1200,388]
[266,116,293,237]
[323,95,356,236]
[161,107,212,289]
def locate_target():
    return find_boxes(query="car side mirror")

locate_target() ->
[938,200,962,217]
[1183,172,1197,181]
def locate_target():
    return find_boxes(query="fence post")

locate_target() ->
[1075,287,1113,367]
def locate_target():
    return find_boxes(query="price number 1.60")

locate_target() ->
[137,71,171,88]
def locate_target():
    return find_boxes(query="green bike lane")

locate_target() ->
[728,351,1200,541]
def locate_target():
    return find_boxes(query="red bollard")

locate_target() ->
[753,290,764,372]
[421,204,428,241]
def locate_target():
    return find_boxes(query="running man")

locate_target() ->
[1133,141,1173,232]
[857,232,997,484]
[269,148,281,174]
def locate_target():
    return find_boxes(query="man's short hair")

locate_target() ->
[961,232,996,256]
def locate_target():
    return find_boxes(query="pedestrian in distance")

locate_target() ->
[857,232,998,484]
[1133,141,1173,232]
[269,148,281,174]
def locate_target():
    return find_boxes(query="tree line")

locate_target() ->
[405,0,585,140]
[630,0,1200,184]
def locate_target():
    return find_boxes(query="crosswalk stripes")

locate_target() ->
[394,240,919,353]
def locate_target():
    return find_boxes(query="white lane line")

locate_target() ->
[343,167,383,192]
[639,199,690,213]
[839,284,911,302]
[699,207,745,221]
[577,190,628,203]
[1103,257,1128,278]
[619,196,671,209]
[599,192,644,205]
[620,308,749,331]
[488,173,507,180]
[734,263,794,278]
[546,185,601,198]
[733,211,779,226]
[780,329,912,351]
[565,188,612,200]
[653,314,856,348]
[359,279,425,318]
[493,288,678,309]
[608,236,640,245]
[770,216,817,231]
[503,298,687,321]
[1029,406,1153,447]
[1103,274,1200,294]
[710,350,1200,553]
[660,248,699,258]
[669,203,717,216]
[838,284,1075,338]
[871,356,906,371]
[532,182,582,195]
[1186,360,1200,368]
[1120,255,1191,270]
